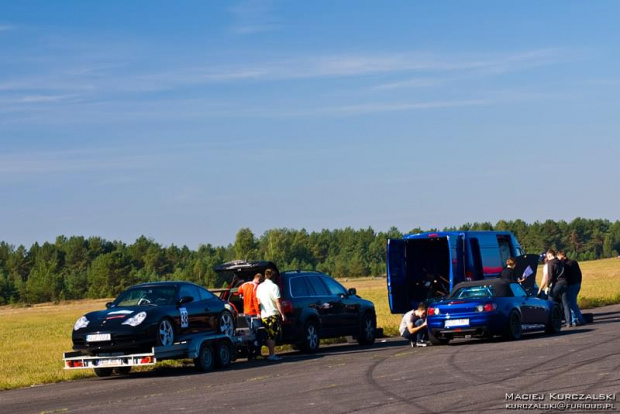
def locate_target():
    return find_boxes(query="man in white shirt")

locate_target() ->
[256,268,286,361]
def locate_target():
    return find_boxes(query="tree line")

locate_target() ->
[1,218,618,305]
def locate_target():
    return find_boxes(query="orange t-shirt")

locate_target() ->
[238,281,260,316]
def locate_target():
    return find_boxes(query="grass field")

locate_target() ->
[1,258,618,390]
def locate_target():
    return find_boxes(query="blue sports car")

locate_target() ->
[426,279,562,344]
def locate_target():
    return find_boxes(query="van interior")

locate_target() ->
[404,237,451,306]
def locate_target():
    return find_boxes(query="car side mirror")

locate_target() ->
[177,296,194,306]
[347,288,357,297]
[105,302,114,309]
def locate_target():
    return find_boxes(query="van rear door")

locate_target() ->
[387,238,408,313]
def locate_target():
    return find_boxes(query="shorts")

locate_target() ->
[261,315,282,341]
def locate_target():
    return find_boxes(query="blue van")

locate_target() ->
[387,231,528,314]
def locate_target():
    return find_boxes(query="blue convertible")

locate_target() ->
[426,279,562,344]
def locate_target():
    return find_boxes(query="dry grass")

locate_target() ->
[1,258,617,390]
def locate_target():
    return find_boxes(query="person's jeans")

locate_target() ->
[566,283,585,325]
[402,319,428,344]
[550,281,570,325]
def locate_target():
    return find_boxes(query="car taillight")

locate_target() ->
[281,300,294,315]
[475,303,497,312]
[427,307,440,316]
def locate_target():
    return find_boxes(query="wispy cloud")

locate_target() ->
[229,0,281,35]
[0,24,15,32]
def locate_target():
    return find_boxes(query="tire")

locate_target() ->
[357,313,376,345]
[114,366,132,375]
[218,311,235,337]
[194,343,214,372]
[214,340,232,369]
[94,368,113,377]
[156,318,175,347]
[546,304,562,334]
[300,319,320,353]
[429,331,450,345]
[504,310,522,340]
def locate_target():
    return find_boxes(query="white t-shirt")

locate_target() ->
[399,310,415,336]
[256,278,281,318]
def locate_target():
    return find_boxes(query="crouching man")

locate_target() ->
[399,303,429,347]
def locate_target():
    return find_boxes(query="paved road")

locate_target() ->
[2,305,619,414]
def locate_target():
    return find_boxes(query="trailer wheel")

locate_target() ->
[114,367,132,375]
[94,368,113,377]
[194,344,214,372]
[215,341,232,369]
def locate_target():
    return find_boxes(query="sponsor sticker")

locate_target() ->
[180,307,189,328]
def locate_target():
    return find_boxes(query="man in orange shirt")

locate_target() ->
[239,273,263,359]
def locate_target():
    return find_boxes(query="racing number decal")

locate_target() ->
[180,307,189,328]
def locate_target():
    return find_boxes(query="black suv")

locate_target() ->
[214,260,377,352]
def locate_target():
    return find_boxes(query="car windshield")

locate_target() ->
[451,285,494,299]
[113,286,177,307]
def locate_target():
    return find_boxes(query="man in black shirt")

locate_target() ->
[558,250,586,326]
[546,249,571,326]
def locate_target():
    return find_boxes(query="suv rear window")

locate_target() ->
[289,276,311,297]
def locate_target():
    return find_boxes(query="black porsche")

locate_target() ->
[72,281,237,355]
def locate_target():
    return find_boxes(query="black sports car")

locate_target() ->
[72,281,237,355]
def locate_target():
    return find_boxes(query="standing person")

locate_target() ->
[256,268,286,361]
[557,250,586,326]
[500,257,518,283]
[546,249,571,326]
[238,273,263,358]
[399,303,429,347]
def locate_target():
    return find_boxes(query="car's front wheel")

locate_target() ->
[357,313,376,345]
[300,319,320,353]
[218,311,235,337]
[504,310,522,340]
[156,318,175,347]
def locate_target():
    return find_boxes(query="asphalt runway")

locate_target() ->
[2,304,619,414]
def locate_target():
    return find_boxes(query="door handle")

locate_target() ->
[204,308,210,312]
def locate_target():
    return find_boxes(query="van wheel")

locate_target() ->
[504,310,522,340]
[357,313,376,345]
[215,341,232,369]
[194,343,214,372]
[546,305,562,334]
[300,320,320,353]
[94,368,113,377]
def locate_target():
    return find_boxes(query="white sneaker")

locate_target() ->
[267,355,282,361]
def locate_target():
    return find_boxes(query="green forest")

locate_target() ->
[1,218,619,305]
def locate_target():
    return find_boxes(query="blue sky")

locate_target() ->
[1,1,619,248]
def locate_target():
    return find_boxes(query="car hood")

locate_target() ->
[81,306,162,328]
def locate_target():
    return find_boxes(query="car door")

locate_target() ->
[304,275,337,335]
[320,275,359,335]
[178,284,206,334]
[509,283,536,324]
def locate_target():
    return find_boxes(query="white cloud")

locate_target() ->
[228,0,280,35]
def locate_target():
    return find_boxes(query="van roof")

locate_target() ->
[404,230,515,240]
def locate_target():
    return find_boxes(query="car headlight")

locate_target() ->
[122,311,147,327]
[74,316,90,331]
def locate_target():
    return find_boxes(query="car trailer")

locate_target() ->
[63,327,256,378]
